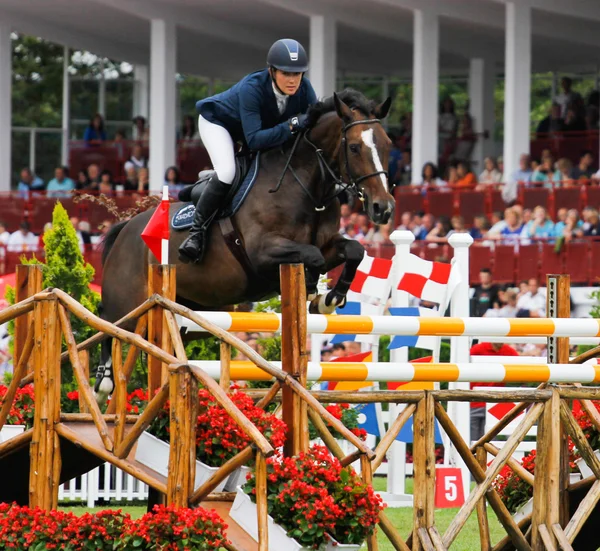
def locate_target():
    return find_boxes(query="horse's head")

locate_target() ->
[333,92,395,225]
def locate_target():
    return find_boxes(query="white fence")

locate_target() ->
[59,463,148,507]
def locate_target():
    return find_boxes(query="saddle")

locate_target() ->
[177,154,255,209]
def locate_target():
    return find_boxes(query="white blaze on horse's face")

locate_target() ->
[360,128,388,189]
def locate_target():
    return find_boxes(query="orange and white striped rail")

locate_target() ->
[189,360,600,384]
[179,311,600,337]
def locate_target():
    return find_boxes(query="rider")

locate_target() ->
[178,38,318,263]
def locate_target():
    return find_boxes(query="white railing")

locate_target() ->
[59,463,149,507]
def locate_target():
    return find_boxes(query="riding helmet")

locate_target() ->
[267,39,309,73]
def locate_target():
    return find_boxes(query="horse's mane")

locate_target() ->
[306,88,377,128]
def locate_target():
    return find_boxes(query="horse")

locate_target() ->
[95,88,395,399]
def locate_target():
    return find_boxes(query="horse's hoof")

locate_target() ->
[310,293,338,315]
[309,296,321,314]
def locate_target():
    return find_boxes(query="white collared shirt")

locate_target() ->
[272,82,289,115]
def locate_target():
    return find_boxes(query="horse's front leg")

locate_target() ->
[309,236,365,314]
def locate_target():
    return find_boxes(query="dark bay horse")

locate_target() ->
[95,89,394,399]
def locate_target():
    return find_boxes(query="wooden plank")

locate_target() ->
[220,341,231,390]
[378,511,411,551]
[373,404,416,471]
[255,451,268,551]
[77,350,90,414]
[551,524,573,551]
[413,394,435,551]
[560,400,600,480]
[14,264,42,374]
[531,388,560,550]
[417,528,436,551]
[538,524,557,551]
[112,339,126,450]
[280,264,308,456]
[476,446,492,551]
[427,527,446,551]
[147,264,176,396]
[484,443,534,487]
[564,479,600,543]
[361,455,379,551]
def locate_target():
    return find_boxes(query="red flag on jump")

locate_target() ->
[141,185,170,263]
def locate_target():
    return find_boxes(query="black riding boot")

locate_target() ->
[178,176,230,263]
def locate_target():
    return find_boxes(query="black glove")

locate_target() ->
[289,113,309,134]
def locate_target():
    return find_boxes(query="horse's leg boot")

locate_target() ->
[179,176,231,264]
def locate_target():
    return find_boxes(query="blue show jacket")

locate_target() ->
[196,69,317,151]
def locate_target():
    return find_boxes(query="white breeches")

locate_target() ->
[197,115,236,185]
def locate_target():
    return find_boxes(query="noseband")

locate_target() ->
[271,116,389,212]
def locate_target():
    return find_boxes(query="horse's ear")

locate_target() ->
[333,92,353,121]
[375,97,392,119]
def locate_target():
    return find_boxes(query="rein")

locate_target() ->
[270,117,388,212]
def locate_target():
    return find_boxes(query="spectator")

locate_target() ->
[398,112,412,143]
[87,163,101,190]
[386,133,402,189]
[128,144,147,172]
[0,222,9,246]
[83,113,107,144]
[78,220,92,248]
[425,216,452,243]
[137,167,149,193]
[132,116,149,141]
[7,221,38,252]
[448,215,467,236]
[455,161,477,188]
[469,340,519,440]
[553,77,582,118]
[478,157,502,187]
[503,154,532,204]
[586,90,600,130]
[415,213,435,240]
[469,215,490,240]
[439,97,458,157]
[371,222,393,245]
[516,278,546,317]
[419,162,447,193]
[570,150,595,181]
[17,168,44,197]
[46,166,75,198]
[521,206,555,239]
[471,268,500,317]
[339,203,352,232]
[122,164,138,192]
[98,170,114,196]
[554,158,574,187]
[582,207,600,236]
[180,115,198,142]
[498,207,523,244]
[76,169,90,191]
[564,104,587,132]
[487,211,506,236]
[331,343,347,359]
[497,156,504,180]
[356,213,375,243]
[397,148,412,187]
[164,166,184,197]
[536,103,565,135]
[530,156,555,188]
[453,111,477,162]
[397,211,413,232]
[321,346,334,361]
[559,209,584,241]
[487,289,519,318]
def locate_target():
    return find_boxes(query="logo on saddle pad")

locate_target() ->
[171,204,195,231]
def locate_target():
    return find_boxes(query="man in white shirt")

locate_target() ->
[516,278,546,317]
[7,221,38,253]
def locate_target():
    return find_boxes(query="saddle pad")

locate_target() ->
[171,152,261,231]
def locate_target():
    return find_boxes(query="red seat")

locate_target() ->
[458,191,486,225]
[393,188,424,226]
[540,243,564,278]
[469,245,492,285]
[553,187,581,213]
[590,241,600,285]
[565,241,590,284]
[29,197,82,234]
[521,188,550,211]
[489,190,505,216]
[585,186,600,209]
[0,197,28,232]
[426,191,454,219]
[491,245,516,284]
[515,243,540,282]
[422,245,451,263]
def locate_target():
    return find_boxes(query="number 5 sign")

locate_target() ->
[435,468,465,508]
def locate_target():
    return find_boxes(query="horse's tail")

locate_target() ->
[101,220,129,265]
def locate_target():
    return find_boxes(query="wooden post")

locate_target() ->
[361,455,379,551]
[78,350,90,414]
[220,341,231,390]
[15,264,42,374]
[147,265,176,397]
[29,295,62,509]
[412,393,435,551]
[280,264,308,457]
[112,339,126,450]
[547,274,571,528]
[476,446,492,551]
[531,387,561,550]
[256,451,269,551]
[167,364,198,507]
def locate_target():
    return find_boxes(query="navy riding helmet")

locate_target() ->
[267,39,309,73]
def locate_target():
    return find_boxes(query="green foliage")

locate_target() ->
[254,296,281,313]
[184,337,220,361]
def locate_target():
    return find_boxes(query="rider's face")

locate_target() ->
[273,69,302,96]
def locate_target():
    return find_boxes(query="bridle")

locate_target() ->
[270,117,389,212]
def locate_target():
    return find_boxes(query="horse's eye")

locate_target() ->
[349,144,360,154]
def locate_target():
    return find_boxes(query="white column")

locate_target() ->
[0,20,11,192]
[149,19,177,193]
[469,58,496,172]
[98,60,106,117]
[61,46,70,166]
[387,230,415,501]
[448,233,474,502]
[411,9,439,184]
[133,64,149,119]
[309,15,336,99]
[503,2,531,184]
